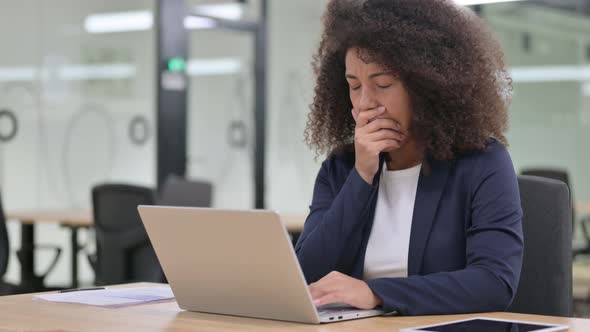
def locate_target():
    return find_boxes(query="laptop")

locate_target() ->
[137,206,386,324]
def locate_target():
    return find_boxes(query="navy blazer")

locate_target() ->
[295,140,524,315]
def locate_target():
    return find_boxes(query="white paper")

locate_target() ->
[33,286,175,307]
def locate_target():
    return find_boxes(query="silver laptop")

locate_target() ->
[137,206,385,324]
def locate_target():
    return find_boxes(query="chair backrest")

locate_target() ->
[508,175,572,317]
[521,168,574,219]
[157,176,212,207]
[521,168,570,187]
[0,192,8,278]
[92,183,162,285]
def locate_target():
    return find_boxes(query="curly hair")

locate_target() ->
[305,0,512,161]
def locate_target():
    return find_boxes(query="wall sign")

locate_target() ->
[0,109,18,142]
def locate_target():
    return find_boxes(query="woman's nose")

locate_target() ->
[358,88,379,111]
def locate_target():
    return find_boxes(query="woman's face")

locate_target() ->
[345,48,412,139]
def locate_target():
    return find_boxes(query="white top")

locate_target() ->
[363,163,421,280]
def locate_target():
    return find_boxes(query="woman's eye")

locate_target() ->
[377,84,392,89]
[350,86,361,91]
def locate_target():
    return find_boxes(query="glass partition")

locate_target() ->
[0,0,156,286]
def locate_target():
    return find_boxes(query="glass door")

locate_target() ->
[0,0,157,286]
[186,28,255,209]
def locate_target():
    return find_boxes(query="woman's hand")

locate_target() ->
[352,107,405,184]
[309,271,382,309]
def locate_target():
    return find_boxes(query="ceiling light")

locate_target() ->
[59,64,136,80]
[183,16,217,29]
[193,3,243,20]
[187,58,242,76]
[85,10,153,34]
[510,65,590,83]
[454,0,526,5]
[0,67,37,81]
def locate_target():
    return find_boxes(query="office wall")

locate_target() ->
[0,0,156,286]
[485,4,590,202]
[185,0,324,212]
[265,0,325,213]
[186,29,255,209]
[483,3,590,243]
[0,0,326,287]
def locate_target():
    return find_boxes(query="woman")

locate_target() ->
[295,0,523,316]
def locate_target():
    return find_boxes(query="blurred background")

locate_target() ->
[0,0,589,315]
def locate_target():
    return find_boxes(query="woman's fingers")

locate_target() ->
[352,107,406,184]
[376,139,402,153]
[314,293,342,307]
[362,118,404,135]
[364,128,405,143]
[308,271,379,309]
[353,107,385,127]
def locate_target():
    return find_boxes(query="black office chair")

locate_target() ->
[157,175,212,207]
[508,175,572,317]
[89,184,164,285]
[521,168,572,216]
[520,168,590,257]
[520,169,570,187]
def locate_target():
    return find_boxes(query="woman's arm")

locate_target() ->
[366,147,524,315]
[295,159,377,283]
[297,105,403,283]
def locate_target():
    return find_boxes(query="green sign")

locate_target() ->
[167,57,186,72]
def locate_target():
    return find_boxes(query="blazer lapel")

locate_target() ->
[407,158,450,276]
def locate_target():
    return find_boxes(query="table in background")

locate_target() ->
[6,202,588,291]
[7,209,93,290]
[0,283,587,332]
[577,201,590,216]
[280,212,306,232]
[6,210,308,290]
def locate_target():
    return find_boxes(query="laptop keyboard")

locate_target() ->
[319,307,362,315]
[317,303,363,317]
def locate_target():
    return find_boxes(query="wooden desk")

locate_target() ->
[574,261,590,300]
[7,209,93,228]
[577,201,590,217]
[0,283,587,331]
[280,212,307,234]
[7,209,93,290]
